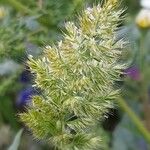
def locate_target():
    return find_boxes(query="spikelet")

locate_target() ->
[20,0,125,149]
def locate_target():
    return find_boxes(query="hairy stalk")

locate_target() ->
[20,0,126,149]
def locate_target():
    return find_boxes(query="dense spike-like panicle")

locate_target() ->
[20,1,125,149]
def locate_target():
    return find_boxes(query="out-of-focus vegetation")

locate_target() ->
[0,0,150,149]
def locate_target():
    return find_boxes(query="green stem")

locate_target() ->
[118,97,150,143]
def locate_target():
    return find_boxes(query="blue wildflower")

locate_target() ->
[20,70,31,83]
[17,87,37,106]
[124,66,141,81]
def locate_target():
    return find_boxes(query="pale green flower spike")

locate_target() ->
[20,0,125,149]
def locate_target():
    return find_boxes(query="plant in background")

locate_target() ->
[0,6,6,19]
[20,0,125,149]
[111,0,150,148]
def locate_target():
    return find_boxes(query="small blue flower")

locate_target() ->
[20,70,31,83]
[17,87,37,106]
[124,66,141,81]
